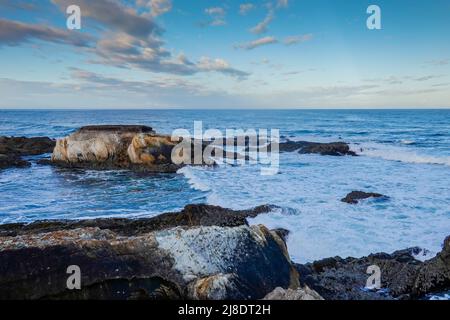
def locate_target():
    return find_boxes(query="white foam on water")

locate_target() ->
[180,151,450,263]
[351,142,450,166]
[177,166,211,192]
[412,248,437,262]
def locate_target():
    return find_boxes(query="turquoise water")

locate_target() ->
[0,109,449,263]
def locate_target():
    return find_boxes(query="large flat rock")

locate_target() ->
[0,205,299,300]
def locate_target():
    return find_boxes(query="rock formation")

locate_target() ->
[0,204,305,300]
[341,191,388,204]
[278,140,357,156]
[263,286,324,300]
[0,136,55,169]
[296,236,450,300]
[51,125,220,172]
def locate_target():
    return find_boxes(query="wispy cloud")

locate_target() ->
[235,36,278,50]
[204,6,226,26]
[239,3,255,15]
[250,9,274,34]
[283,34,313,45]
[196,57,250,79]
[136,0,173,17]
[426,59,449,66]
[0,19,93,47]
[276,0,289,8]
[413,75,444,82]
[52,0,162,39]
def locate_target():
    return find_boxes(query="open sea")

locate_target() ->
[0,109,449,264]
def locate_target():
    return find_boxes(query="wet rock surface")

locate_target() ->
[0,204,302,300]
[279,140,357,156]
[263,286,323,300]
[0,204,275,237]
[296,236,450,300]
[0,136,55,169]
[51,125,221,172]
[341,191,388,204]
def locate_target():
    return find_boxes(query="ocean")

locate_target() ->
[0,109,449,263]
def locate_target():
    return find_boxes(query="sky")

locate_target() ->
[0,0,449,109]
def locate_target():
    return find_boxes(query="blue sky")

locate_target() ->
[0,0,449,108]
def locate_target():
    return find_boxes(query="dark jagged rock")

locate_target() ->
[341,191,388,204]
[0,136,56,156]
[0,153,31,169]
[0,204,298,300]
[77,125,154,134]
[272,228,290,242]
[0,136,56,170]
[0,204,275,237]
[296,236,450,300]
[278,140,357,156]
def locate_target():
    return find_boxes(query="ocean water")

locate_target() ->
[0,109,449,264]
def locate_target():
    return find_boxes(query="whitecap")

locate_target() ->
[351,142,450,166]
[177,166,211,192]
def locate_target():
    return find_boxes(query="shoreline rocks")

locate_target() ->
[0,136,55,170]
[0,203,448,300]
[296,236,450,300]
[341,191,388,204]
[279,140,357,156]
[0,204,306,300]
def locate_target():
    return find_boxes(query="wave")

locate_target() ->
[177,166,211,192]
[351,142,450,166]
[400,139,416,145]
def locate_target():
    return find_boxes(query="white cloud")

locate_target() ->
[239,3,255,15]
[204,6,226,26]
[236,36,278,50]
[250,9,274,34]
[283,34,313,45]
[276,0,289,8]
[137,0,173,17]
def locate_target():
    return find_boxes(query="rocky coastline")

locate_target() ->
[0,204,448,300]
[0,126,449,300]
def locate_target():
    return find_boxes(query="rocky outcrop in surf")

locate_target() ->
[51,125,223,172]
[296,236,450,300]
[0,204,311,300]
[0,203,448,300]
[0,136,55,169]
[341,191,388,204]
[278,140,357,156]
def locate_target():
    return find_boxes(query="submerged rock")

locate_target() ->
[0,204,299,300]
[341,191,388,204]
[279,140,357,156]
[296,235,450,300]
[0,136,56,169]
